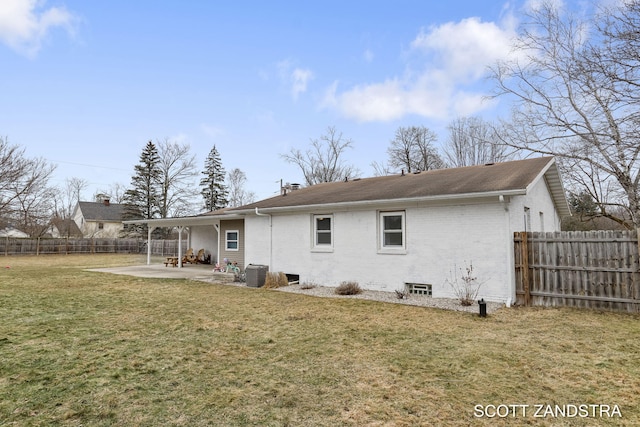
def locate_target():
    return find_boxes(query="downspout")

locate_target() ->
[255,207,273,268]
[500,195,513,307]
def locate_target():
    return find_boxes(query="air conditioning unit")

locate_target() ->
[245,264,269,287]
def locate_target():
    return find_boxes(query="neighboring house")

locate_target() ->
[0,226,29,238]
[130,157,570,305]
[73,199,125,238]
[48,218,84,238]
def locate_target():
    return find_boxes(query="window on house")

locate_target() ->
[380,211,405,251]
[539,211,545,233]
[226,230,239,251]
[98,222,104,230]
[314,215,332,247]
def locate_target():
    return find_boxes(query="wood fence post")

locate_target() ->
[636,228,640,301]
[520,231,531,306]
[636,228,640,268]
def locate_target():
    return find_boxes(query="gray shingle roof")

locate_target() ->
[77,202,125,222]
[229,157,567,214]
[51,218,83,237]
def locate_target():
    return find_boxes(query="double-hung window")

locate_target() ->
[313,214,333,251]
[226,230,239,251]
[380,211,405,252]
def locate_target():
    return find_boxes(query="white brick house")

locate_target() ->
[133,157,570,305]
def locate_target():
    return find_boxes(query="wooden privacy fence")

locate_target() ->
[514,230,640,312]
[1,237,188,257]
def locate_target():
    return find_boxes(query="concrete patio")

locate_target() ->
[88,263,236,282]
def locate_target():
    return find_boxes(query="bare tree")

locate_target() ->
[282,126,360,185]
[156,138,199,217]
[371,160,393,176]
[227,168,256,207]
[13,168,57,236]
[387,126,445,173]
[490,1,640,228]
[54,177,88,218]
[0,137,56,234]
[443,117,513,167]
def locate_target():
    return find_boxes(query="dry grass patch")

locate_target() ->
[263,271,289,289]
[1,254,639,426]
[334,281,363,295]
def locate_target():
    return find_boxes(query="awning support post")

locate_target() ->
[177,226,184,268]
[146,226,156,265]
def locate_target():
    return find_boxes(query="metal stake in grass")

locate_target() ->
[478,298,487,317]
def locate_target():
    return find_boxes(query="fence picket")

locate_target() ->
[515,230,640,312]
[0,238,188,257]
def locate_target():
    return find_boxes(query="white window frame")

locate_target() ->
[226,230,239,251]
[379,211,406,253]
[312,214,333,252]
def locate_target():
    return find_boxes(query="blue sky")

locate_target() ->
[1,0,563,203]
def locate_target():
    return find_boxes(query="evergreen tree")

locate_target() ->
[122,141,161,235]
[200,145,228,211]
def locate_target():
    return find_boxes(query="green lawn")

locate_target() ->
[1,254,639,426]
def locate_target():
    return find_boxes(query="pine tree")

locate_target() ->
[122,141,161,234]
[200,145,228,211]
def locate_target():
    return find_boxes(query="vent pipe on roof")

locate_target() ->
[281,182,301,195]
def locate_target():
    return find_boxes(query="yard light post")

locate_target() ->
[478,298,487,317]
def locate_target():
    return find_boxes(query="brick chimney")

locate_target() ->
[103,198,110,206]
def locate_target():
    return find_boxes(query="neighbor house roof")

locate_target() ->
[76,201,125,222]
[50,218,83,237]
[0,226,29,238]
[229,157,570,217]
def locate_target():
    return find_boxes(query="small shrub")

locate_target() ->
[300,282,316,290]
[334,281,363,295]
[264,272,289,289]
[395,289,409,299]
[277,272,288,287]
[445,261,482,306]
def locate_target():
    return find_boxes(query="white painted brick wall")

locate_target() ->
[241,189,561,304]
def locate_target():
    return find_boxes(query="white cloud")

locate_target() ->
[277,59,314,100]
[0,0,78,58]
[411,17,516,82]
[325,14,519,122]
[291,67,313,100]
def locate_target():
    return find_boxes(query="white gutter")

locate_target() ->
[233,189,528,215]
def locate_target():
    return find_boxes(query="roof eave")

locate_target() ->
[231,189,528,215]
[527,158,571,218]
[123,213,246,227]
